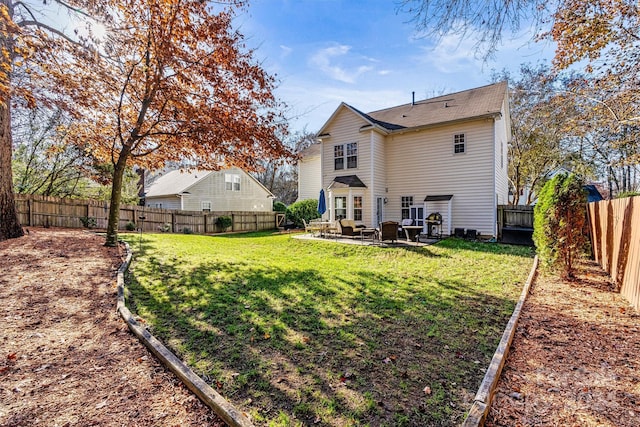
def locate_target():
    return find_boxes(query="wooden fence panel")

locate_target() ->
[14,194,277,235]
[588,197,640,312]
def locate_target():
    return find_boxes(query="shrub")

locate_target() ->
[273,201,287,212]
[182,227,193,234]
[79,216,97,229]
[285,199,319,228]
[216,215,232,231]
[615,191,640,199]
[533,173,587,279]
[125,221,137,231]
[158,223,171,232]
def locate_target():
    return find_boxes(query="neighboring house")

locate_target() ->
[299,81,511,237]
[145,167,274,212]
[297,143,322,202]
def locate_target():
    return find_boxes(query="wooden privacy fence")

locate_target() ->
[15,194,278,234]
[588,196,640,311]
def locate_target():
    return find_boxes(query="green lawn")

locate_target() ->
[122,231,533,426]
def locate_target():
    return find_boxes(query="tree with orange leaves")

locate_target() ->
[40,0,290,246]
[3,0,291,245]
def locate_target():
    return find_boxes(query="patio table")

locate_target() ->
[360,228,378,244]
[402,225,423,242]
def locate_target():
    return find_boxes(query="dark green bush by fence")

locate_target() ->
[273,201,287,212]
[533,173,588,279]
[285,199,319,228]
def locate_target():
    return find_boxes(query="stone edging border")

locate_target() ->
[116,241,255,427]
[462,255,539,426]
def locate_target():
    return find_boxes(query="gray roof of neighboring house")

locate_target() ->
[145,169,212,198]
[318,81,508,136]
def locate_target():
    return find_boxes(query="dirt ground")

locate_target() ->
[487,259,640,426]
[1,229,639,427]
[0,228,224,427]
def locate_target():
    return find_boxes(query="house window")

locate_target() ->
[454,133,465,154]
[334,145,344,170]
[346,142,358,169]
[225,173,240,191]
[335,196,347,220]
[334,142,358,170]
[201,201,211,212]
[353,196,363,221]
[401,196,413,219]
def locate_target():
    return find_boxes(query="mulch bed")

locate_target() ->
[0,228,224,427]
[486,259,640,426]
[2,229,638,426]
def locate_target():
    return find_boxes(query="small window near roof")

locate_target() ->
[454,133,465,154]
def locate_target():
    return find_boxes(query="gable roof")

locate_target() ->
[317,81,508,136]
[145,169,212,197]
[327,175,367,189]
[145,168,275,198]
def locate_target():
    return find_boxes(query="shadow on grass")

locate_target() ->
[125,247,521,426]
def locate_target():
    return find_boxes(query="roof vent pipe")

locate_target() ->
[412,91,415,106]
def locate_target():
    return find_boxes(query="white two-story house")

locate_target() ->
[298,81,511,237]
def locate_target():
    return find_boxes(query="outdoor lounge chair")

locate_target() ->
[339,219,365,237]
[379,221,399,243]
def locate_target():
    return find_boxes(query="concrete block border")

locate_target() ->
[116,242,254,427]
[462,255,539,426]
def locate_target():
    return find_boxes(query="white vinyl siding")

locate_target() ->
[494,99,510,206]
[385,120,496,235]
[146,197,180,210]
[321,107,373,225]
[298,155,322,202]
[181,167,272,212]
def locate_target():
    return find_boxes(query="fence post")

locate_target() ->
[27,197,33,226]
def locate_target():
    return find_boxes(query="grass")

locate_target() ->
[122,231,534,426]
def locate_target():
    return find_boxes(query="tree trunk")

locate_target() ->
[104,152,129,247]
[0,101,24,241]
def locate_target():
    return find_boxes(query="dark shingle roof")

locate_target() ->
[350,81,508,132]
[327,175,367,189]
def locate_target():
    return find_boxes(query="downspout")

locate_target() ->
[370,131,375,226]
[492,119,497,238]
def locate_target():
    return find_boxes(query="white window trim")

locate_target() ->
[453,133,466,155]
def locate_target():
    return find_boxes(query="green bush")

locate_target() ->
[615,191,640,199]
[79,216,97,229]
[216,215,232,231]
[125,221,137,231]
[286,199,319,228]
[533,173,587,279]
[182,227,193,234]
[273,201,287,212]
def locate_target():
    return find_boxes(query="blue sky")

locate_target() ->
[236,0,556,134]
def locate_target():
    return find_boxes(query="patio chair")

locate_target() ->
[379,221,399,243]
[339,218,365,237]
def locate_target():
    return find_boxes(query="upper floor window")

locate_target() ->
[225,173,240,191]
[346,142,358,168]
[401,196,413,219]
[454,133,465,154]
[202,201,212,212]
[334,142,358,170]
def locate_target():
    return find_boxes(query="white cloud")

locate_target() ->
[309,44,374,84]
[418,33,481,73]
[279,45,293,58]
